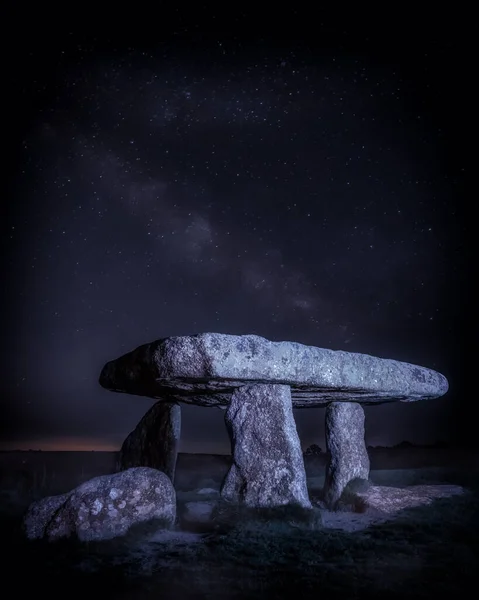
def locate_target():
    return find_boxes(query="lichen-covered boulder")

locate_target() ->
[118,401,181,482]
[23,467,176,542]
[220,384,311,509]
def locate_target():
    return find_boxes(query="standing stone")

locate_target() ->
[323,401,370,507]
[220,384,311,509]
[118,401,181,483]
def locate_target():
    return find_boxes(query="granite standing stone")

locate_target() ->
[118,401,181,483]
[220,384,311,509]
[323,402,370,507]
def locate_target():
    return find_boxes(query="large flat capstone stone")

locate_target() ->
[99,333,448,408]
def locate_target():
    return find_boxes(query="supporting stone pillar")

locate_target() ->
[118,401,181,483]
[323,401,370,508]
[220,384,311,509]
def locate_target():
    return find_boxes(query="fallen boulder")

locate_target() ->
[338,483,464,515]
[23,467,176,542]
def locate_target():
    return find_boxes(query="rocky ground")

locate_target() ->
[1,448,478,598]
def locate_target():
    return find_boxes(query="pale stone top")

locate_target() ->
[99,332,448,407]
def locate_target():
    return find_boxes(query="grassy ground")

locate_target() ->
[1,462,478,598]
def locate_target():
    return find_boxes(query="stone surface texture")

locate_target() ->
[118,401,181,482]
[348,484,464,515]
[23,492,70,540]
[99,332,449,407]
[323,402,370,507]
[316,484,464,532]
[220,384,311,509]
[23,467,176,542]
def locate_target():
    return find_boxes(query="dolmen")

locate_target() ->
[99,333,449,510]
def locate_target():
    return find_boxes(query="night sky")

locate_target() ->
[2,12,470,452]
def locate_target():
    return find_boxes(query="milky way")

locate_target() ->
[3,25,468,450]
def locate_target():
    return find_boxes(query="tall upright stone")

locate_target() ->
[323,401,370,507]
[220,384,311,509]
[118,401,181,483]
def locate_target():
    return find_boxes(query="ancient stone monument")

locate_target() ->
[99,332,448,509]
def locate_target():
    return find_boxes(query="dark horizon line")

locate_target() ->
[0,441,460,454]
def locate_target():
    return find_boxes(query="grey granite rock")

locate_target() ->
[323,402,370,508]
[118,401,181,483]
[99,333,449,407]
[220,384,311,509]
[23,492,70,540]
[23,467,176,542]
[352,484,464,514]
